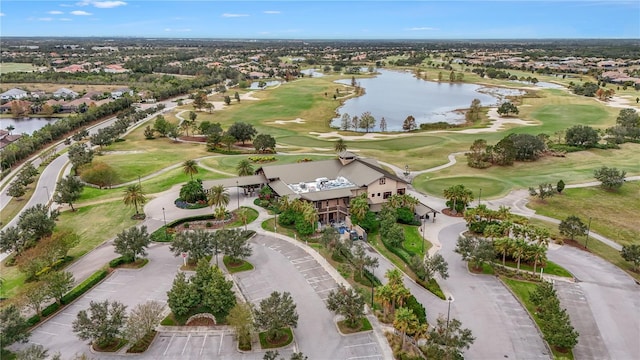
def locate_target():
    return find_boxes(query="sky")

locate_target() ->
[0,1,639,39]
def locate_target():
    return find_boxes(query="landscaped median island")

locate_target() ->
[454,204,579,359]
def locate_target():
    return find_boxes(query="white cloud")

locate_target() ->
[71,10,92,15]
[0,12,5,17]
[59,18,72,21]
[38,17,54,21]
[60,4,73,7]
[48,10,64,14]
[92,1,127,8]
[407,27,438,31]
[222,13,249,18]
[264,10,281,14]
[76,1,126,8]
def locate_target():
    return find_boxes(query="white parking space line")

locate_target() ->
[346,356,383,360]
[344,342,378,348]
[200,334,207,355]
[163,334,175,356]
[291,257,315,264]
[316,287,338,293]
[218,333,224,355]
[34,330,58,336]
[181,334,191,354]
[299,266,322,272]
[49,321,71,327]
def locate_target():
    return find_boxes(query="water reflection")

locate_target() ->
[331,69,525,131]
[1,117,58,135]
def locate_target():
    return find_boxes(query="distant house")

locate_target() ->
[53,87,79,99]
[111,88,133,99]
[0,100,32,115]
[0,129,22,150]
[0,88,28,101]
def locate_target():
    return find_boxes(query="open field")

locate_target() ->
[0,62,38,74]
[527,182,640,247]
[199,154,336,174]
[414,143,640,199]
[0,82,126,93]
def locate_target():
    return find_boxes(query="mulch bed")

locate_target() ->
[179,136,206,142]
[442,208,464,217]
[186,317,216,326]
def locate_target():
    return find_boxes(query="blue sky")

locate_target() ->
[1,1,639,39]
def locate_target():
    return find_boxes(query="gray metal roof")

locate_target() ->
[299,187,354,202]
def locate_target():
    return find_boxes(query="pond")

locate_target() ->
[248,80,281,90]
[330,69,524,131]
[301,69,326,77]
[1,117,58,135]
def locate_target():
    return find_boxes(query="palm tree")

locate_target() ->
[349,193,369,224]
[513,239,527,270]
[5,125,15,135]
[278,195,292,212]
[236,159,254,176]
[208,185,230,209]
[123,184,147,215]
[334,138,347,153]
[182,159,198,181]
[394,307,419,351]
[301,202,319,233]
[237,208,249,231]
[493,237,513,266]
[531,244,547,275]
[443,184,474,214]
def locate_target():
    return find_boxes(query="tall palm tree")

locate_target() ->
[334,138,347,153]
[237,208,249,231]
[513,239,528,270]
[394,307,419,351]
[236,159,254,176]
[493,237,513,266]
[349,193,369,224]
[208,185,230,209]
[123,184,147,215]
[443,184,474,214]
[182,159,198,181]
[531,244,547,275]
[301,202,319,233]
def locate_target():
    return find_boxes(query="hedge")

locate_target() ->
[41,302,61,317]
[405,295,427,325]
[381,239,414,265]
[61,269,108,305]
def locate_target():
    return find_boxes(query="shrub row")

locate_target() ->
[381,238,415,265]
[26,269,108,328]
[61,269,108,305]
[405,295,427,324]
[248,155,276,163]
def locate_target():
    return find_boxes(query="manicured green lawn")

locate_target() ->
[199,154,335,174]
[500,260,573,278]
[528,181,640,247]
[223,256,254,273]
[414,143,640,199]
[0,62,37,74]
[58,201,140,258]
[402,224,431,258]
[77,166,229,204]
[259,327,294,349]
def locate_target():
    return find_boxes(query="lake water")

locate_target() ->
[1,117,58,135]
[249,80,281,89]
[331,69,524,131]
[301,69,326,77]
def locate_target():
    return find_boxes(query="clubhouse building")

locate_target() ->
[204,151,437,226]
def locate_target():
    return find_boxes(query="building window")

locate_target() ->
[371,193,375,197]
[397,188,405,195]
[383,191,392,199]
[377,193,381,197]
[379,178,386,185]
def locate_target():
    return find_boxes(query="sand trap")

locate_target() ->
[601,95,639,109]
[309,131,413,141]
[273,118,306,125]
